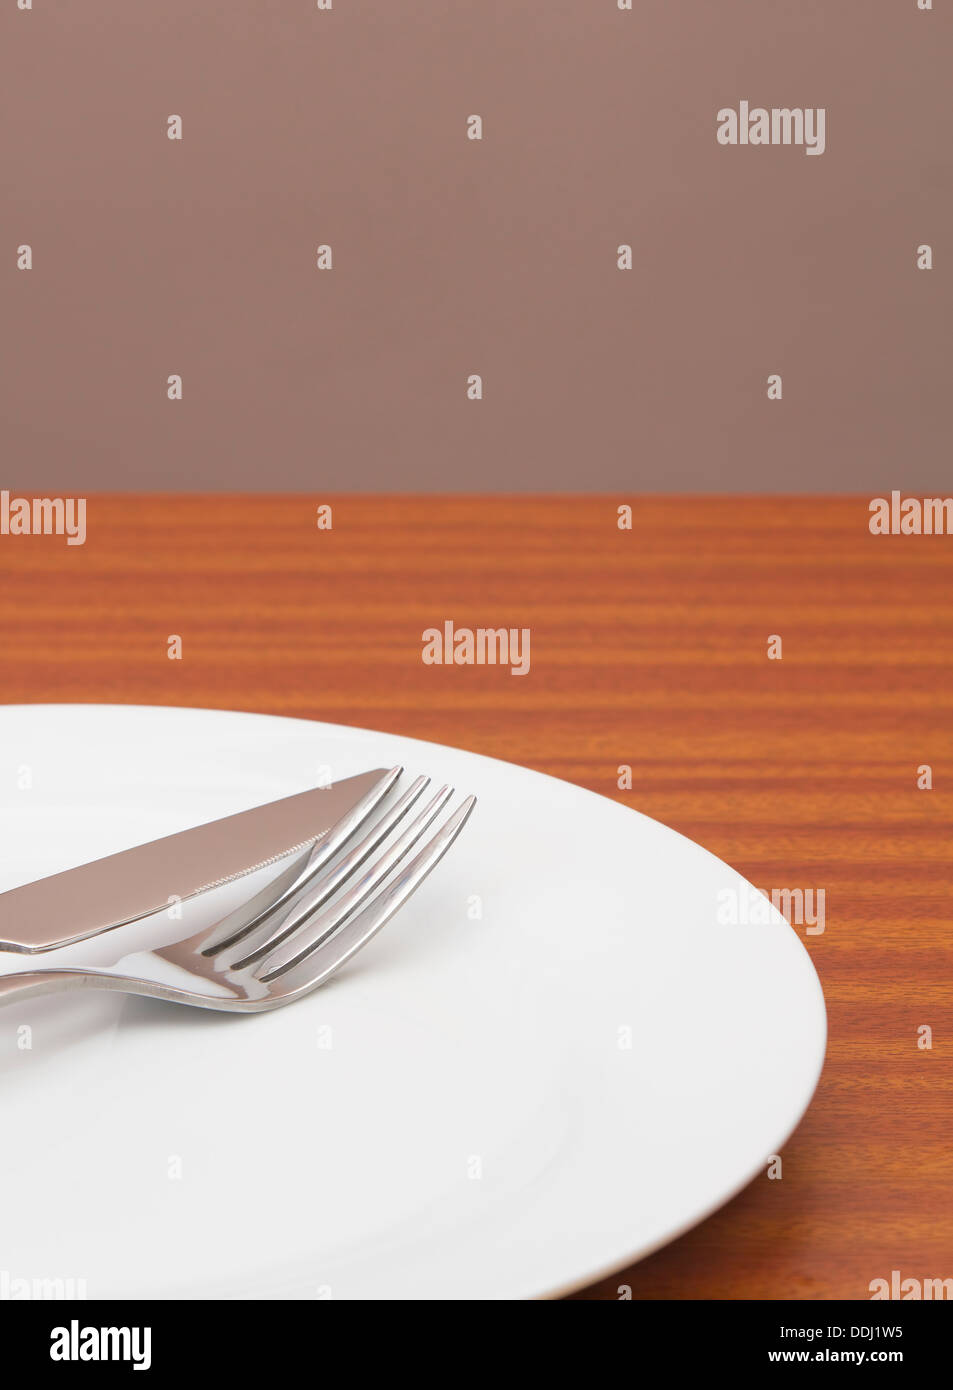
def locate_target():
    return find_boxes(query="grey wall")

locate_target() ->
[2,0,950,492]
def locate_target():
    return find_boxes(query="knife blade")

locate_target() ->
[0,768,396,955]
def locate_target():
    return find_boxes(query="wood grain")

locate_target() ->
[1,495,950,1300]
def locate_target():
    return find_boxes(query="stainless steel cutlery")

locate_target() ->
[0,767,475,1012]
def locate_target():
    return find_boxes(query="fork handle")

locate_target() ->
[0,973,59,1005]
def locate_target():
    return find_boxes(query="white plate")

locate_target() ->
[0,704,825,1300]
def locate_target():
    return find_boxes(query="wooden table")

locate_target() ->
[2,495,950,1299]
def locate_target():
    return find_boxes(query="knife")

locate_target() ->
[0,768,397,955]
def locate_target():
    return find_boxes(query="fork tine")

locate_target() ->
[202,765,403,955]
[248,783,455,979]
[258,795,477,988]
[225,774,431,969]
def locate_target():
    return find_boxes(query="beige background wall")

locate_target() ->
[2,0,949,491]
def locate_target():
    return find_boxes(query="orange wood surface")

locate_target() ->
[1,495,950,1300]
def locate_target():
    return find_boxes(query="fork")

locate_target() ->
[0,769,475,1013]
